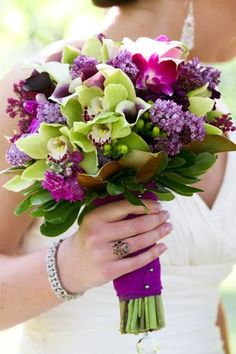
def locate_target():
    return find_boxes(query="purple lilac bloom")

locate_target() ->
[6,143,32,166]
[71,55,98,80]
[42,171,85,202]
[177,58,221,93]
[150,99,205,156]
[36,102,66,124]
[107,50,139,81]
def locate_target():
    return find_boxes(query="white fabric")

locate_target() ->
[17,130,236,354]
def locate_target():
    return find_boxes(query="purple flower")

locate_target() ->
[42,171,85,203]
[71,55,98,80]
[133,53,177,95]
[107,50,139,81]
[177,58,221,93]
[150,99,205,156]
[6,143,32,166]
[36,102,66,124]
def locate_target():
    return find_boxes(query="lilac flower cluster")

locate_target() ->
[176,58,221,93]
[107,50,139,81]
[6,81,35,119]
[6,143,32,166]
[71,55,97,80]
[36,102,66,124]
[42,171,84,202]
[211,114,236,132]
[150,99,205,155]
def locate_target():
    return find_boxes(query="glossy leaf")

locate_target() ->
[40,208,79,237]
[30,190,53,206]
[185,135,236,153]
[136,152,168,182]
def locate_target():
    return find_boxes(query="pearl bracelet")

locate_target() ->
[46,239,84,301]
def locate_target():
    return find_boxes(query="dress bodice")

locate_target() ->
[18,131,236,354]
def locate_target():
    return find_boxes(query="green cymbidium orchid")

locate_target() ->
[188,83,215,117]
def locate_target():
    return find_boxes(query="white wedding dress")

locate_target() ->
[17,126,236,354]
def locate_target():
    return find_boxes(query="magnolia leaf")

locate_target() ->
[104,69,136,102]
[62,45,80,64]
[158,176,203,196]
[60,98,82,127]
[103,84,128,111]
[3,175,34,192]
[189,96,214,117]
[136,152,168,182]
[82,36,103,62]
[78,161,123,189]
[21,160,47,181]
[185,135,236,153]
[204,123,222,136]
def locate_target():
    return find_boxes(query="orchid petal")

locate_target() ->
[36,62,71,83]
[82,36,103,62]
[16,134,48,159]
[102,38,122,62]
[76,85,104,109]
[21,160,47,181]
[103,84,128,111]
[60,98,82,127]
[188,83,211,98]
[104,69,136,101]
[189,97,215,117]
[80,151,98,175]
[3,175,34,192]
[62,45,81,64]
[69,78,82,93]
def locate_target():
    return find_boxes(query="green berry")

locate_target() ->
[142,111,150,120]
[136,119,145,130]
[104,144,112,154]
[152,126,160,137]
[117,144,128,155]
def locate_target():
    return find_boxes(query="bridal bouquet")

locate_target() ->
[2,34,236,335]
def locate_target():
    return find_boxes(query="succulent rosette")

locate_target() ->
[1,34,236,336]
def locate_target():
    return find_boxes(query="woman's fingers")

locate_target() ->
[112,243,168,279]
[107,210,169,242]
[91,199,161,222]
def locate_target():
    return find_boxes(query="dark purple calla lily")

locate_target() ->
[133,53,177,96]
[23,100,38,115]
[83,72,105,89]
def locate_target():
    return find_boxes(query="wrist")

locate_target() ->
[56,237,86,295]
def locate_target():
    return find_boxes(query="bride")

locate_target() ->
[0,0,236,353]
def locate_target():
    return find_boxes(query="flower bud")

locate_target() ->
[103,143,112,154]
[117,144,128,155]
[152,126,160,137]
[136,119,145,130]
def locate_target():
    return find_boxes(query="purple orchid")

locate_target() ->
[133,53,177,95]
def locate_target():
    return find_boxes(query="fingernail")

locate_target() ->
[164,222,173,232]
[163,210,170,220]
[159,244,168,253]
[153,202,161,211]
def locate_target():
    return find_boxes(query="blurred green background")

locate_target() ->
[0,0,235,353]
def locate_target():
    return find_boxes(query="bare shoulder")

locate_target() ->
[0,65,34,254]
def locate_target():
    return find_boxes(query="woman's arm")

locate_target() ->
[216,301,232,354]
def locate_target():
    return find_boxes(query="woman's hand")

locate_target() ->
[57,199,172,294]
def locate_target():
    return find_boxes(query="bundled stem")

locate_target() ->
[119,295,165,334]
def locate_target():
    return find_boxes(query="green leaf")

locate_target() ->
[124,190,146,208]
[30,201,57,217]
[3,175,34,192]
[15,195,33,216]
[178,152,216,177]
[22,181,41,196]
[185,134,236,153]
[30,190,53,206]
[161,172,199,185]
[45,202,76,224]
[156,191,175,201]
[158,176,203,196]
[106,182,125,195]
[40,208,79,237]
[166,157,186,169]
[119,132,150,152]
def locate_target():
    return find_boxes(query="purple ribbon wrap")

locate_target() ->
[94,192,163,301]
